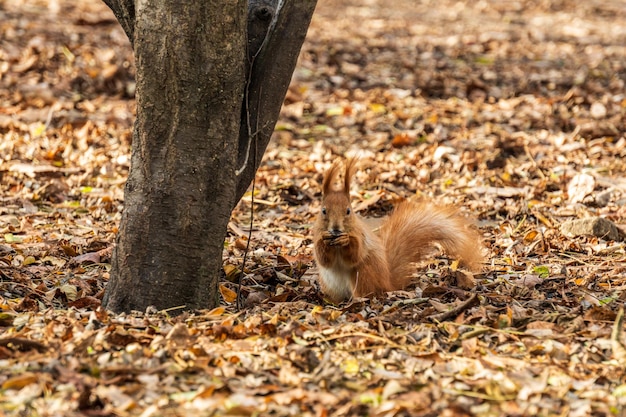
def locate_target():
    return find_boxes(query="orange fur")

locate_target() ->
[312,158,484,303]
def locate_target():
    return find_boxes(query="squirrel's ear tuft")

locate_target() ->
[344,158,358,194]
[322,160,342,196]
[322,158,359,196]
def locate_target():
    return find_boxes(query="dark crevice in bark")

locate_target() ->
[247,0,276,65]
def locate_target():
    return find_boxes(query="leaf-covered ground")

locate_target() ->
[2,0,626,415]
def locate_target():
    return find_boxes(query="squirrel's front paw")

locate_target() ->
[322,232,350,247]
[330,234,350,247]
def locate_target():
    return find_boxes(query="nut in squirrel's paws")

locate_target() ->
[322,232,350,246]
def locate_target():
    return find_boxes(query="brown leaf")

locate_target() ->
[0,337,48,352]
[71,251,101,265]
[106,328,137,347]
[584,306,617,322]
[391,132,411,148]
[68,296,101,309]
[455,270,476,289]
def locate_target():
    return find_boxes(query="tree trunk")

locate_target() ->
[103,0,245,313]
[102,0,317,313]
[234,0,318,205]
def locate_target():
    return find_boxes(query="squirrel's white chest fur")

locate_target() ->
[317,231,376,301]
[318,254,355,302]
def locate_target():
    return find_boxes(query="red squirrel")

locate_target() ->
[313,158,484,302]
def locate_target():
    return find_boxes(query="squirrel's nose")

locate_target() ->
[330,228,342,236]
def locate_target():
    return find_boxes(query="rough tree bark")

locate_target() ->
[101,0,317,313]
[234,0,317,204]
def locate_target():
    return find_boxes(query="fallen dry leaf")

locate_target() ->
[567,173,596,204]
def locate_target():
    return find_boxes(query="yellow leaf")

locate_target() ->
[23,256,36,266]
[613,384,626,397]
[207,306,226,317]
[61,46,75,62]
[31,122,46,137]
[497,313,512,329]
[325,106,344,116]
[2,373,39,390]
[275,123,294,131]
[195,385,216,399]
[223,264,241,281]
[523,229,539,243]
[219,284,237,303]
[4,233,23,243]
[343,357,360,375]
[449,259,460,271]
[311,305,324,316]
[534,211,553,228]
[358,392,382,405]
[368,103,386,114]
[328,310,342,321]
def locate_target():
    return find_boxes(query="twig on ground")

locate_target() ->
[429,293,479,322]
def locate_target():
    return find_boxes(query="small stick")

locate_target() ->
[611,306,626,361]
[429,293,479,322]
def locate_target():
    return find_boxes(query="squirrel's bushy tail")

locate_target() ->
[378,200,483,289]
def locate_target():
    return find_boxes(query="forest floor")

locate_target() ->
[2,0,626,416]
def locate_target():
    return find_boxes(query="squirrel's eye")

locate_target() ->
[321,207,327,215]
[346,208,351,215]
